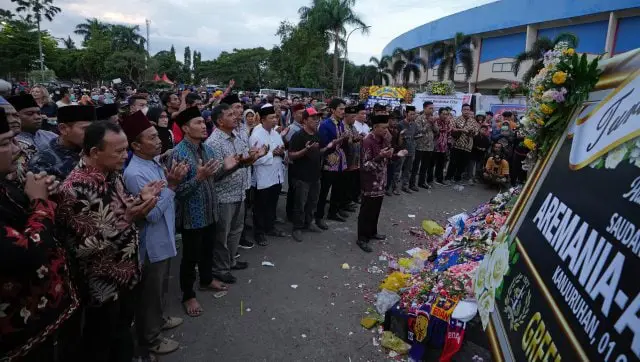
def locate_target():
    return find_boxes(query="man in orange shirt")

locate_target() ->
[483,152,510,188]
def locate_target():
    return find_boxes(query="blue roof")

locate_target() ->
[382,0,638,56]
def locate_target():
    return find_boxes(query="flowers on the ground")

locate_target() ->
[519,41,601,170]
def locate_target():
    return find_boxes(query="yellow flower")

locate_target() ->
[552,71,567,85]
[540,104,554,115]
[536,118,545,126]
[564,48,575,56]
[524,138,537,151]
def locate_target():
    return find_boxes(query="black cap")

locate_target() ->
[96,104,119,120]
[259,104,276,117]
[175,106,203,127]
[345,105,358,114]
[405,106,416,112]
[220,93,240,105]
[7,94,38,111]
[57,105,97,123]
[372,114,390,125]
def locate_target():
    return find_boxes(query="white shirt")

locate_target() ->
[55,100,77,108]
[249,124,285,190]
[354,120,370,135]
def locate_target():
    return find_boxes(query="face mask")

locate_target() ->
[501,126,509,131]
[70,95,76,102]
[142,106,149,115]
[91,95,100,101]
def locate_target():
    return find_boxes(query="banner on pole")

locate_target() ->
[411,93,472,116]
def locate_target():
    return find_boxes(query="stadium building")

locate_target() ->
[382,0,640,93]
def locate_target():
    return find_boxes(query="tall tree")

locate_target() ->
[369,55,391,85]
[74,18,108,44]
[391,48,427,87]
[152,50,182,81]
[429,32,475,81]
[512,33,578,84]
[111,24,145,51]
[183,46,191,81]
[11,0,61,78]
[105,50,147,83]
[298,0,368,95]
[198,48,272,90]
[61,35,75,49]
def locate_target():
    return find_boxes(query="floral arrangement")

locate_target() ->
[589,138,640,169]
[519,42,601,170]
[498,82,529,102]
[425,80,455,96]
[359,86,415,103]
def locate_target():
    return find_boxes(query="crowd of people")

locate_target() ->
[0,82,527,361]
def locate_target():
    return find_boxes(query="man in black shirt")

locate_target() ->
[288,107,334,242]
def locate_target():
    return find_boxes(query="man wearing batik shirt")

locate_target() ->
[122,111,188,357]
[57,121,162,362]
[0,108,80,362]
[205,104,264,281]
[446,103,479,183]
[315,98,349,228]
[432,108,453,185]
[357,114,407,252]
[411,101,438,188]
[7,94,57,152]
[171,107,230,317]
[343,105,363,206]
[28,105,96,180]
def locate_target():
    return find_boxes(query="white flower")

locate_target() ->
[604,144,628,169]
[36,265,48,279]
[0,303,9,318]
[20,307,31,323]
[519,117,531,128]
[478,288,496,329]
[37,296,48,309]
[488,241,510,290]
[589,157,602,168]
[474,258,489,298]
[629,140,640,167]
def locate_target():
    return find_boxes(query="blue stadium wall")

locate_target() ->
[382,0,640,56]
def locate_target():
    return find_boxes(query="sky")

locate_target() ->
[1,0,496,65]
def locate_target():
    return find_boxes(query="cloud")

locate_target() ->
[1,0,494,66]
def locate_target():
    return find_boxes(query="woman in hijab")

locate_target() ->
[147,106,174,154]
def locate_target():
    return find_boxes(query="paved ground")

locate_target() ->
[161,183,497,362]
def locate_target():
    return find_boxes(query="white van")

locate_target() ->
[259,88,286,99]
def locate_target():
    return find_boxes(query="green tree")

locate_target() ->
[183,46,191,82]
[105,50,147,83]
[391,48,428,87]
[74,18,108,44]
[48,48,83,80]
[512,33,578,84]
[152,50,182,81]
[198,48,272,90]
[111,24,146,52]
[11,0,61,79]
[0,18,57,80]
[61,35,75,49]
[369,55,391,85]
[429,32,475,81]
[78,29,111,85]
[298,0,368,95]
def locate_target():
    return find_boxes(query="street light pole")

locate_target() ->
[340,25,370,98]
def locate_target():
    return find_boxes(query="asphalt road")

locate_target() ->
[161,183,498,362]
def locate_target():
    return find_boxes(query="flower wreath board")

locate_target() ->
[481,49,640,361]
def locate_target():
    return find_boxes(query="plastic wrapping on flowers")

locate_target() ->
[374,187,522,316]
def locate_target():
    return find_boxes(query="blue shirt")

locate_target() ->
[172,139,217,230]
[123,155,177,264]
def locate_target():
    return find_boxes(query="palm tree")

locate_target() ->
[391,48,428,87]
[429,32,475,82]
[62,35,75,49]
[111,24,146,51]
[74,18,108,43]
[11,0,61,78]
[513,33,578,84]
[299,0,369,95]
[369,55,392,85]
